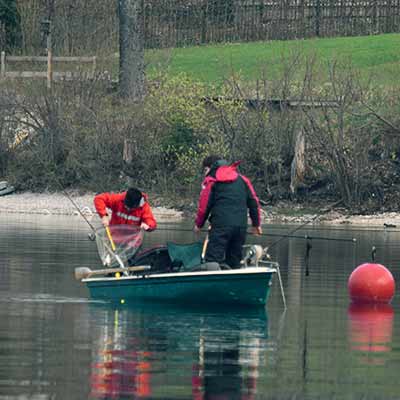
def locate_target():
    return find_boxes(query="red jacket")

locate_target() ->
[195,161,261,229]
[94,191,157,230]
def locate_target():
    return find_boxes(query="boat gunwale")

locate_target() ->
[82,266,276,283]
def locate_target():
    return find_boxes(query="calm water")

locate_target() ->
[0,214,399,400]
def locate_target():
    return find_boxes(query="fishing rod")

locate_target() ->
[30,166,124,266]
[19,131,97,232]
[18,135,130,268]
[258,199,356,277]
[250,232,356,243]
[265,199,349,251]
[58,186,96,232]
[154,225,356,243]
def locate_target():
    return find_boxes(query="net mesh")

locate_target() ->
[95,225,144,267]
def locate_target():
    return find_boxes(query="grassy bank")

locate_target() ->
[145,33,400,87]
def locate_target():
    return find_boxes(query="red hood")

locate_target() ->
[215,160,241,182]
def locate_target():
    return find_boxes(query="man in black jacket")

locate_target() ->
[194,155,262,268]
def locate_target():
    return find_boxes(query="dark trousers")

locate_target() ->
[205,226,247,268]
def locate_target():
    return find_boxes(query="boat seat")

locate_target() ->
[131,242,222,274]
[130,245,172,273]
[167,241,206,272]
[189,262,220,271]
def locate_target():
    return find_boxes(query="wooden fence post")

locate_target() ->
[315,0,321,37]
[47,31,52,89]
[200,3,207,44]
[0,51,5,78]
[92,56,97,77]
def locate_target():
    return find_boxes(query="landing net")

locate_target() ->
[95,225,144,267]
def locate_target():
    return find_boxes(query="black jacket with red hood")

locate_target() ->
[195,160,261,229]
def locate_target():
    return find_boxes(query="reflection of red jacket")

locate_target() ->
[94,191,157,230]
[91,350,152,399]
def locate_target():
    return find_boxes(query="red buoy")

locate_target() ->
[348,263,395,304]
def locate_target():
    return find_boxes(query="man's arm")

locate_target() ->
[241,175,262,228]
[94,192,121,227]
[194,180,214,229]
[141,203,157,231]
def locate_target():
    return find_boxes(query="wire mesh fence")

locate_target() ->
[3,0,400,54]
[143,0,400,48]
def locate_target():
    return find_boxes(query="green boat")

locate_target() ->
[0,181,15,196]
[75,225,285,307]
[81,266,276,306]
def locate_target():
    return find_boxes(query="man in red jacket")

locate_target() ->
[194,155,262,268]
[94,188,157,231]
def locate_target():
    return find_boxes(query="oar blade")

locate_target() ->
[75,267,92,280]
[74,265,151,281]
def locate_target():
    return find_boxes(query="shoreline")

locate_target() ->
[0,192,185,222]
[0,191,399,227]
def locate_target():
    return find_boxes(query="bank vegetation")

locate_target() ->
[1,48,400,215]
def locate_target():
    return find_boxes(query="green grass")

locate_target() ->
[146,33,400,87]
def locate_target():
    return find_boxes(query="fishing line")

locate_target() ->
[259,200,357,277]
[266,225,400,233]
[17,127,97,232]
[254,232,355,243]
[154,225,356,243]
[265,199,349,251]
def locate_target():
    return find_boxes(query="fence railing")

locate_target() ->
[143,0,400,48]
[4,1,400,55]
[0,51,97,86]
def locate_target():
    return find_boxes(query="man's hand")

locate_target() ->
[140,222,150,231]
[251,226,262,236]
[101,216,110,227]
[193,225,201,234]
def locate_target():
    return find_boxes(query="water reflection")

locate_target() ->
[89,304,269,400]
[2,215,400,399]
[348,303,394,365]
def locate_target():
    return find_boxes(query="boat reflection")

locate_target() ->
[88,303,269,399]
[347,303,394,365]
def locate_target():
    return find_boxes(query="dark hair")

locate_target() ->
[202,155,222,169]
[124,188,143,208]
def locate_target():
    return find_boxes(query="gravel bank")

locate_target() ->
[0,192,184,221]
[0,192,398,227]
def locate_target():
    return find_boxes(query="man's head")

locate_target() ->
[202,155,222,170]
[202,155,228,175]
[202,155,222,175]
[124,188,144,209]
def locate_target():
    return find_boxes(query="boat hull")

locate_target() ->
[0,185,15,196]
[84,267,275,306]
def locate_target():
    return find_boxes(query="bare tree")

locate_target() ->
[290,128,305,194]
[118,0,145,101]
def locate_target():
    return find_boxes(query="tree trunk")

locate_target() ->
[290,128,306,194]
[118,0,145,101]
[123,138,135,186]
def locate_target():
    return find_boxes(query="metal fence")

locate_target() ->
[2,0,400,54]
[144,0,400,48]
